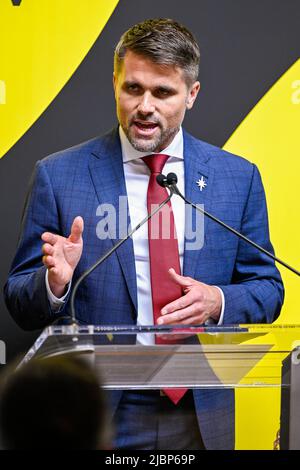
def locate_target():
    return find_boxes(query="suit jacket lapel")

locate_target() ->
[88,128,138,312]
[87,128,216,312]
[183,131,215,279]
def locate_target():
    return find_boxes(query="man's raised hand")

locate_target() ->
[41,216,84,297]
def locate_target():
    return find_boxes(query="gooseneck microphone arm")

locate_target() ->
[70,183,175,324]
[159,172,300,277]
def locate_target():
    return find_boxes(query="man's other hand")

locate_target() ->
[157,268,222,325]
[41,216,84,298]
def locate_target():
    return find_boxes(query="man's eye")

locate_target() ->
[156,89,171,97]
[127,84,140,92]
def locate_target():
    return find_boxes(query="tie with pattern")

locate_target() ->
[142,154,187,405]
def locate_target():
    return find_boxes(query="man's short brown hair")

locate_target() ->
[114,18,200,87]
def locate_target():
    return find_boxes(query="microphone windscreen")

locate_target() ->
[156,174,168,187]
[167,173,178,185]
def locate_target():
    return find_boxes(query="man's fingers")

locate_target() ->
[168,268,193,288]
[69,216,84,243]
[157,304,202,325]
[49,267,58,276]
[41,232,58,245]
[42,255,55,268]
[161,290,193,315]
[42,243,54,255]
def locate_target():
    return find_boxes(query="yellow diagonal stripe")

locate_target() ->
[0,80,6,104]
[224,60,300,449]
[224,59,300,324]
[0,0,119,158]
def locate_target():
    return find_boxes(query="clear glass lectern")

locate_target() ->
[21,323,300,449]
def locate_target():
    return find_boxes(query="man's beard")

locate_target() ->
[123,122,180,153]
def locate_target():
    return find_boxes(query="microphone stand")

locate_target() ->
[163,173,300,277]
[70,185,175,324]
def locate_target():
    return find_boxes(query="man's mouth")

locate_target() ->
[132,120,159,136]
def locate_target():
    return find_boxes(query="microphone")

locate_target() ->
[156,174,168,188]
[70,181,176,323]
[156,172,300,277]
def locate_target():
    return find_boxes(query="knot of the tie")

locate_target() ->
[142,154,169,174]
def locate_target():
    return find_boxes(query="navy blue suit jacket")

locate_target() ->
[4,128,284,449]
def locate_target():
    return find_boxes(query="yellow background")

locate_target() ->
[1,0,299,449]
[0,0,119,158]
[224,60,300,449]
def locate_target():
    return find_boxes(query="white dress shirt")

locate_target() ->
[46,126,224,342]
[121,126,186,344]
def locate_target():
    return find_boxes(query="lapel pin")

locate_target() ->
[196,175,207,191]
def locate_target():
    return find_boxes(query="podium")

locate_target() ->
[20,323,300,449]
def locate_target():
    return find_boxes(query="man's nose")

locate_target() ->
[137,92,155,115]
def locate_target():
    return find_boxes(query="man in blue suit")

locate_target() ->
[4,19,284,449]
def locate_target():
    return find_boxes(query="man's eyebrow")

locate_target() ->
[123,80,141,87]
[122,81,177,93]
[155,85,176,93]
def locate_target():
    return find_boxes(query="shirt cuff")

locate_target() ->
[45,270,71,312]
[205,286,225,325]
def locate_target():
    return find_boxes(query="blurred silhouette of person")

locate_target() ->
[0,354,110,450]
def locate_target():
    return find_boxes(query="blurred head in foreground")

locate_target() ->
[0,354,109,450]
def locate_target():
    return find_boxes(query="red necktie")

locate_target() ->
[142,154,187,405]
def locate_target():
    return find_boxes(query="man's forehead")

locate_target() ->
[117,51,185,82]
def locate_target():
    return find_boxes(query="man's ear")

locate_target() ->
[186,81,200,110]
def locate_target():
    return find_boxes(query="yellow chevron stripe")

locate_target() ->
[224,60,300,449]
[0,0,119,158]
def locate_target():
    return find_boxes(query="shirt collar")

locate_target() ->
[119,125,184,163]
